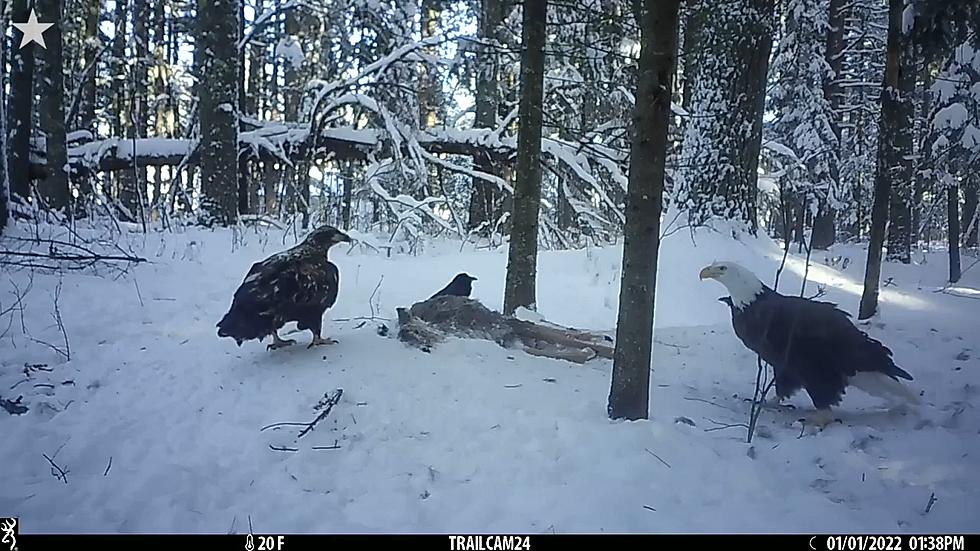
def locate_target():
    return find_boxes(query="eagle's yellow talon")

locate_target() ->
[308,337,337,348]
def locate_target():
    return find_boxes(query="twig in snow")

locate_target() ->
[262,389,346,441]
[683,396,737,412]
[133,278,144,307]
[42,453,69,484]
[269,444,299,452]
[313,444,342,450]
[103,456,112,476]
[368,277,383,319]
[704,418,750,432]
[298,389,344,439]
[332,315,391,322]
[923,492,938,515]
[747,357,776,443]
[643,505,657,512]
[644,448,671,469]
[259,422,310,432]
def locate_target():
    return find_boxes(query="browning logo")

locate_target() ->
[0,518,17,551]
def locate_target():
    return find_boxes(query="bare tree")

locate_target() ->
[37,0,70,212]
[859,0,915,319]
[503,0,547,315]
[7,0,37,205]
[196,0,240,225]
[608,0,681,421]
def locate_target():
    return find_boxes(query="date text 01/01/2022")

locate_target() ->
[449,535,531,551]
[822,535,966,551]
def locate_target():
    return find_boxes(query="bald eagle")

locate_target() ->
[217,225,351,350]
[699,261,920,428]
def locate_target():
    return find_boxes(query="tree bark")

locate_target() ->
[79,0,100,133]
[467,0,504,232]
[913,60,933,244]
[963,174,978,247]
[812,0,847,250]
[860,0,913,319]
[885,41,916,264]
[37,0,70,212]
[502,0,547,315]
[948,182,961,283]
[0,0,8,231]
[196,0,240,225]
[608,0,680,421]
[7,0,36,203]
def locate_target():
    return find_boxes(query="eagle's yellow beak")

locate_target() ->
[699,266,716,280]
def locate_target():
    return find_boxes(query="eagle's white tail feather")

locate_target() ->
[849,372,921,406]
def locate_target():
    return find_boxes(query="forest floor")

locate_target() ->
[1,220,978,533]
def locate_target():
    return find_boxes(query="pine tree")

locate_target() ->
[675,0,774,231]
[766,0,840,250]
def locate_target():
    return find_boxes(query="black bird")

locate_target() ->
[700,261,919,428]
[217,225,351,350]
[430,273,477,299]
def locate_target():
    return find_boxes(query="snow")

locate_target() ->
[275,37,305,69]
[933,103,969,130]
[2,221,979,534]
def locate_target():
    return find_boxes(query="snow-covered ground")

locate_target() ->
[1,221,978,534]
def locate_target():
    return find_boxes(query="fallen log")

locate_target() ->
[395,296,614,364]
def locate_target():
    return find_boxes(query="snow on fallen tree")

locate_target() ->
[394,295,614,364]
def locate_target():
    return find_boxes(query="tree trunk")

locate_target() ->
[502,0,546,315]
[264,44,280,215]
[913,60,933,245]
[7,0,36,203]
[963,174,978,247]
[237,0,249,215]
[859,0,913,320]
[37,0,70,212]
[680,2,702,111]
[948,182,961,283]
[608,0,680,421]
[676,0,773,232]
[342,160,353,229]
[79,0,100,133]
[812,0,847,250]
[467,0,504,232]
[885,41,916,264]
[0,0,8,231]
[196,0,240,225]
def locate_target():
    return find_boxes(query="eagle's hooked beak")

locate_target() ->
[334,232,352,244]
[699,266,716,280]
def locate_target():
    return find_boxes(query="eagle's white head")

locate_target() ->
[699,261,766,309]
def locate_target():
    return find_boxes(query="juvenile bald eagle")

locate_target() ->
[217,226,351,350]
[430,273,477,299]
[699,261,919,428]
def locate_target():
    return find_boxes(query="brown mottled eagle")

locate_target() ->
[699,261,920,428]
[217,226,351,350]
